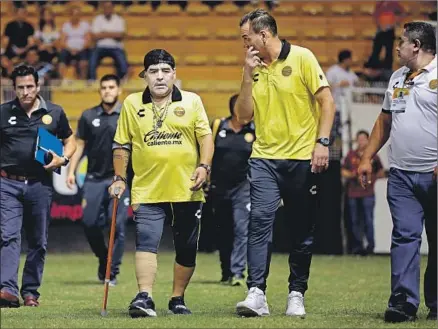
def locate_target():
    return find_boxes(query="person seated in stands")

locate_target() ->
[20,46,59,85]
[34,6,60,64]
[1,6,36,65]
[88,1,128,81]
[58,5,91,80]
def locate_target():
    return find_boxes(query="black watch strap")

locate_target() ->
[198,163,211,175]
[113,175,127,184]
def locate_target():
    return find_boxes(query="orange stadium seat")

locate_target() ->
[127,28,152,39]
[126,4,152,15]
[361,28,376,40]
[213,80,241,93]
[301,3,325,16]
[330,3,353,16]
[183,80,213,93]
[358,3,375,16]
[186,2,211,16]
[214,3,239,16]
[281,28,298,40]
[304,28,327,40]
[272,3,297,16]
[216,28,239,40]
[156,4,182,16]
[332,28,356,40]
[186,27,210,40]
[128,55,144,65]
[214,55,240,66]
[156,27,182,40]
[184,55,209,66]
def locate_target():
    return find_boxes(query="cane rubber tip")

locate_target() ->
[101,310,108,317]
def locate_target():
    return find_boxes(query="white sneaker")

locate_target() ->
[286,291,306,318]
[236,287,270,317]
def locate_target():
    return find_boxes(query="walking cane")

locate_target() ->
[100,187,120,317]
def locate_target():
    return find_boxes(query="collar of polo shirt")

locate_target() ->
[141,85,183,104]
[12,95,49,113]
[96,102,122,115]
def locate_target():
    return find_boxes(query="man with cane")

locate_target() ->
[108,49,213,317]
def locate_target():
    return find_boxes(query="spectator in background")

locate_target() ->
[59,5,91,80]
[1,7,36,62]
[209,94,255,286]
[88,1,128,81]
[34,6,60,64]
[342,130,385,255]
[20,47,58,84]
[366,1,405,71]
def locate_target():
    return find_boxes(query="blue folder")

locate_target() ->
[34,127,63,175]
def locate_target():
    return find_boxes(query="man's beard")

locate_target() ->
[103,97,118,107]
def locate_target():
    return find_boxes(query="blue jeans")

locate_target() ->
[347,196,375,253]
[88,47,128,80]
[81,177,129,277]
[387,168,436,311]
[0,177,52,299]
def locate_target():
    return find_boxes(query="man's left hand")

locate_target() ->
[43,151,65,170]
[433,166,437,181]
[311,143,329,174]
[190,167,208,191]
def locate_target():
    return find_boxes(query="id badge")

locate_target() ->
[390,88,410,113]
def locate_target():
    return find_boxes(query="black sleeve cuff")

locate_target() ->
[382,109,391,114]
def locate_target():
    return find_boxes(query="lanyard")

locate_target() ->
[403,69,426,87]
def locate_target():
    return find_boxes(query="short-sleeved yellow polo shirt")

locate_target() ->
[250,40,329,160]
[114,86,212,204]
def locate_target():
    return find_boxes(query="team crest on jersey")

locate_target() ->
[174,107,185,117]
[244,132,254,143]
[429,79,438,90]
[42,114,52,125]
[282,66,292,77]
[81,198,87,208]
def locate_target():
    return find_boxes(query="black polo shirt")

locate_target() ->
[76,103,121,179]
[4,20,34,56]
[211,117,255,190]
[0,96,73,177]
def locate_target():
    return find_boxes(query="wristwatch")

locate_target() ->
[62,155,70,166]
[198,163,211,175]
[113,175,127,184]
[316,137,330,147]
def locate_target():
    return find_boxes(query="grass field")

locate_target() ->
[1,252,435,328]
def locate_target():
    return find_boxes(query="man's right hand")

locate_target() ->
[66,173,76,189]
[108,181,126,199]
[243,46,267,77]
[357,158,373,189]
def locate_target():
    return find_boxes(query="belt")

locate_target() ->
[0,170,38,182]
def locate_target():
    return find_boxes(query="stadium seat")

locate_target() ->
[419,4,436,15]
[361,28,376,40]
[214,55,240,66]
[281,28,298,40]
[186,2,211,16]
[332,28,355,40]
[127,28,152,39]
[126,4,152,15]
[114,4,125,14]
[25,4,38,15]
[317,55,330,66]
[216,28,239,40]
[183,80,213,93]
[81,4,96,15]
[129,55,145,65]
[184,55,209,66]
[272,4,297,16]
[156,4,182,16]
[330,3,353,16]
[51,4,66,15]
[156,27,182,40]
[186,27,210,40]
[358,3,375,16]
[101,58,114,65]
[302,4,325,16]
[214,3,239,16]
[213,80,241,93]
[304,28,327,40]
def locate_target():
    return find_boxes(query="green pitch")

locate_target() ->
[1,252,434,328]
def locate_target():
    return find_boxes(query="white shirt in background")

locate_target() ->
[62,21,90,51]
[91,14,125,49]
[326,64,359,111]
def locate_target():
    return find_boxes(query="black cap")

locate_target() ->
[138,49,176,78]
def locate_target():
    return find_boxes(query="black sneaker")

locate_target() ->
[168,296,192,315]
[98,261,106,283]
[220,275,231,285]
[427,308,437,321]
[384,301,417,323]
[128,292,157,318]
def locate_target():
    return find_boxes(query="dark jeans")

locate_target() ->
[387,168,436,311]
[88,47,128,80]
[246,159,319,294]
[367,28,395,70]
[0,177,52,299]
[348,196,375,254]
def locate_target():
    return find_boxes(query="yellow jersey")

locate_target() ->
[114,86,212,204]
[250,40,329,160]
